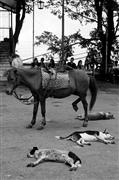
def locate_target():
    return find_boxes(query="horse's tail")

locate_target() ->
[89,76,98,111]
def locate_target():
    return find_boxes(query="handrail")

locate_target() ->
[22,52,51,62]
[22,53,87,62]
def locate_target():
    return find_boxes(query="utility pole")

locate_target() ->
[32,0,35,61]
[61,0,64,64]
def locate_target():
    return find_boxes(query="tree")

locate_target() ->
[12,0,26,54]
[93,0,119,75]
[44,0,119,75]
[35,31,73,61]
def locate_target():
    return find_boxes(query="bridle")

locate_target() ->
[8,67,63,105]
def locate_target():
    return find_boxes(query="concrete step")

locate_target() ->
[0,55,10,62]
[0,60,10,64]
[0,41,11,81]
[0,62,10,81]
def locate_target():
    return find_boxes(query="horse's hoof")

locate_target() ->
[72,104,78,112]
[83,122,88,127]
[26,124,33,129]
[42,121,46,126]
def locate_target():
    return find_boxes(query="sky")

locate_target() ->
[15,6,96,64]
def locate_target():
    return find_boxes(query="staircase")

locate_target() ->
[0,41,11,81]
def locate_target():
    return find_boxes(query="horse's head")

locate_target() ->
[5,67,43,95]
[5,68,20,95]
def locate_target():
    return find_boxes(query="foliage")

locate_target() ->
[14,0,119,72]
[43,0,119,70]
[35,31,73,59]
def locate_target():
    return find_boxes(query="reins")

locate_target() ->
[12,90,35,105]
[12,72,57,105]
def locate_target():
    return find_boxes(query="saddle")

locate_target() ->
[41,69,70,89]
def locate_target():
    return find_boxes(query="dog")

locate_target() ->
[76,112,114,121]
[27,147,82,171]
[55,129,115,146]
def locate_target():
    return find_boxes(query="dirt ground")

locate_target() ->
[0,81,119,180]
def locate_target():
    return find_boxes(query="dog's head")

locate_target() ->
[102,129,115,140]
[27,147,38,158]
[105,112,114,119]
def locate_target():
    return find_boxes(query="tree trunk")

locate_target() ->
[94,0,115,79]
[13,0,26,53]
[106,1,115,67]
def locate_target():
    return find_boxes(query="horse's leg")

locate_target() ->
[26,96,39,129]
[38,99,46,130]
[81,97,88,127]
[72,97,81,112]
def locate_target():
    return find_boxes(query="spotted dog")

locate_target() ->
[56,129,115,146]
[27,147,82,171]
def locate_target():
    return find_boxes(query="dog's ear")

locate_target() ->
[103,129,108,134]
[30,147,38,155]
[103,129,107,133]
[33,147,38,150]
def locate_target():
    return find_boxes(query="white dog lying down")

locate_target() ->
[55,129,115,146]
[27,147,82,171]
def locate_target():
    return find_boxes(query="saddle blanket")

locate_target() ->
[42,70,70,89]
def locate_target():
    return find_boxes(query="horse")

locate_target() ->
[5,67,97,129]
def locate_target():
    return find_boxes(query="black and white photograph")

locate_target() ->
[0,0,119,179]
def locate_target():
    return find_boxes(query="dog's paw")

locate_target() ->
[27,163,35,167]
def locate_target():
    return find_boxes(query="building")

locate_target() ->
[0,0,16,80]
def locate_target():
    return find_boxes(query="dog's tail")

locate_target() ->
[55,134,72,140]
[55,136,67,140]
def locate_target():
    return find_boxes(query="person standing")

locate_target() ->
[31,57,40,68]
[39,57,46,68]
[67,57,76,69]
[77,60,83,69]
[48,57,55,68]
